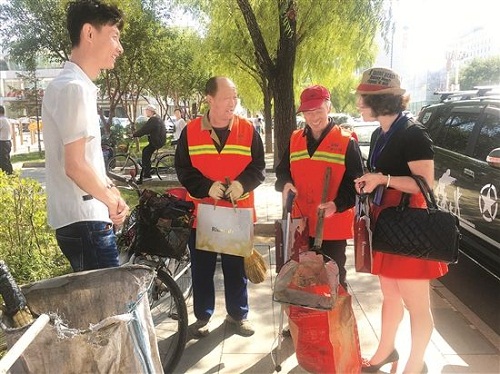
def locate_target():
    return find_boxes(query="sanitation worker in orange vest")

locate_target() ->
[275,85,364,289]
[175,76,265,338]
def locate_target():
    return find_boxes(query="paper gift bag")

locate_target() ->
[275,216,309,273]
[196,203,254,257]
[354,193,372,273]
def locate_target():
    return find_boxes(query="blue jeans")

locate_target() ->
[56,221,119,272]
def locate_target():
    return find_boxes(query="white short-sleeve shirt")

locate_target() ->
[42,62,110,229]
[174,118,186,141]
[0,116,11,141]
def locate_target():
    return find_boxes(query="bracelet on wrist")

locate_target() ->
[385,174,391,189]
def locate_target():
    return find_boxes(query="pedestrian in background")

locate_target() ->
[132,104,166,184]
[41,0,129,272]
[275,85,364,289]
[175,76,265,338]
[253,116,262,135]
[0,105,13,174]
[354,67,448,373]
[172,107,186,146]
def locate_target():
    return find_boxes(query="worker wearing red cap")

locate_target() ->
[275,85,364,288]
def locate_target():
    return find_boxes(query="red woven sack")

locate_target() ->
[287,286,362,373]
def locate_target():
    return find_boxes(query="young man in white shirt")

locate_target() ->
[0,105,13,174]
[42,0,129,271]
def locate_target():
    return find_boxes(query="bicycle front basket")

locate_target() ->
[136,189,195,259]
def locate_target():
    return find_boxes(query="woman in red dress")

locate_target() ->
[354,67,448,374]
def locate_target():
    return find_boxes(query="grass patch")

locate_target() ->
[12,151,45,164]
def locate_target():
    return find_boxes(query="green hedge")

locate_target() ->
[0,171,70,285]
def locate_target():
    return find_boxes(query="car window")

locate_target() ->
[353,124,378,145]
[474,110,500,161]
[421,106,452,144]
[440,112,478,155]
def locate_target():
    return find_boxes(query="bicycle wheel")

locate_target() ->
[164,247,192,301]
[108,154,139,179]
[149,269,188,373]
[155,153,176,181]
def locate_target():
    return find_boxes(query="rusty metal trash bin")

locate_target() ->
[0,265,162,374]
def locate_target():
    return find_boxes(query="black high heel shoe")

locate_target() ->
[361,349,399,373]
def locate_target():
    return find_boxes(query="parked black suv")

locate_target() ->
[417,91,500,278]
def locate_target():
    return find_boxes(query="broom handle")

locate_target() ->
[314,167,331,248]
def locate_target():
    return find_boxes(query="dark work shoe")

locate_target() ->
[190,319,210,338]
[225,315,255,337]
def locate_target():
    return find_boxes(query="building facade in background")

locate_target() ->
[375,0,500,115]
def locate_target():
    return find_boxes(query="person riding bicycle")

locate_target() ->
[133,104,166,184]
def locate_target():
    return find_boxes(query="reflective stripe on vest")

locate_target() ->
[185,115,256,225]
[290,126,354,240]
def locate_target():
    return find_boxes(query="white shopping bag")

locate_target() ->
[196,203,254,257]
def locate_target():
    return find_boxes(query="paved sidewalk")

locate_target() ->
[172,240,499,374]
[170,153,499,374]
[14,145,500,373]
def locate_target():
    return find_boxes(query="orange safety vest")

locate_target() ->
[290,126,354,240]
[186,115,256,226]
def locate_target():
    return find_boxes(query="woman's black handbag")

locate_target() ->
[372,175,460,263]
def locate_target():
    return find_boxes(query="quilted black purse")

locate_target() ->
[372,175,460,263]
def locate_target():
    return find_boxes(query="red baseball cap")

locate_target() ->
[297,85,330,113]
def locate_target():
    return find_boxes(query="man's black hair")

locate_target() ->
[205,76,219,96]
[66,0,124,48]
[0,106,5,115]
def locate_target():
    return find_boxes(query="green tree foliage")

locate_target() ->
[459,56,500,90]
[0,0,70,64]
[176,0,386,161]
[148,27,209,119]
[1,0,210,125]
[109,2,169,127]
[0,173,70,284]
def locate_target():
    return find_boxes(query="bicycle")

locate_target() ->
[117,185,193,302]
[107,138,176,181]
[108,170,193,373]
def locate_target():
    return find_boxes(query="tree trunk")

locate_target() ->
[270,67,295,168]
[270,0,297,168]
[263,85,273,154]
[236,0,297,168]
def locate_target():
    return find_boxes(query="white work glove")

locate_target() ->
[225,180,244,201]
[209,181,226,200]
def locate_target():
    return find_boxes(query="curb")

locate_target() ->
[22,161,45,168]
